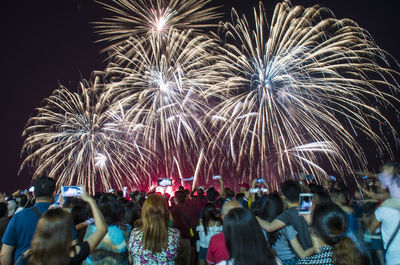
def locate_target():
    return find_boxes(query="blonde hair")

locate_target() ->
[139,194,169,253]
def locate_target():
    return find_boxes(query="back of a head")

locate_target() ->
[223,208,276,265]
[221,200,242,217]
[206,187,218,202]
[30,208,73,265]
[259,192,283,221]
[312,202,363,265]
[33,176,56,199]
[99,195,121,225]
[280,180,301,203]
[174,190,186,204]
[224,188,234,199]
[123,201,140,226]
[71,204,89,225]
[141,194,169,253]
[0,202,8,218]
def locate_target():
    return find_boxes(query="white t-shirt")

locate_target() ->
[375,206,400,265]
[196,224,223,248]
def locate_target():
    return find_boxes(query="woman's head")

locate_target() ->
[312,202,363,265]
[312,202,346,245]
[98,195,121,225]
[123,201,140,226]
[259,192,283,221]
[223,208,276,265]
[140,194,170,253]
[30,207,73,265]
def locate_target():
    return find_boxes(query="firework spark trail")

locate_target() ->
[95,0,222,53]
[104,29,225,180]
[20,77,152,193]
[207,1,400,186]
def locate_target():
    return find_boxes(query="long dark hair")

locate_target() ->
[259,193,283,246]
[202,203,220,235]
[223,208,276,265]
[29,208,73,265]
[312,202,364,265]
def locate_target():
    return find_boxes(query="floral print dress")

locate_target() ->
[128,227,180,264]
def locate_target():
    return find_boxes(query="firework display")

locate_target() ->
[20,0,399,192]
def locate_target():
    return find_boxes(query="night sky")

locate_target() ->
[1,0,399,193]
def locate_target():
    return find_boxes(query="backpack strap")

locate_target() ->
[31,207,42,218]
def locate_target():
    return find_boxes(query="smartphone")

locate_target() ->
[299,193,313,214]
[108,189,114,193]
[61,186,82,197]
[250,188,259,193]
[256,178,264,183]
[330,176,337,182]
[157,178,172,187]
[260,188,268,193]
[362,175,368,180]
[212,175,221,180]
[29,186,35,192]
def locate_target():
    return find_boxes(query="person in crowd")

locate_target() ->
[71,204,90,243]
[257,180,313,251]
[21,189,107,265]
[297,202,364,265]
[14,195,28,215]
[171,190,194,239]
[122,201,140,230]
[218,207,283,265]
[259,193,314,264]
[196,203,223,265]
[0,202,9,246]
[128,193,180,264]
[206,200,242,264]
[1,176,56,265]
[369,161,400,265]
[84,195,131,265]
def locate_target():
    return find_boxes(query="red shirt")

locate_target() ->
[206,232,229,264]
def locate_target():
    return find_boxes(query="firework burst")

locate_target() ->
[104,29,226,180]
[20,76,151,193]
[95,0,222,52]
[207,1,400,186]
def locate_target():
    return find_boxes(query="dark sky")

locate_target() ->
[1,0,399,193]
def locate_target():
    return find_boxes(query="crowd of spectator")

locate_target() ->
[0,161,399,265]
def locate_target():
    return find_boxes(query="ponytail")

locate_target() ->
[333,236,362,265]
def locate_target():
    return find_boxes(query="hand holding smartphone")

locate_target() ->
[61,186,83,197]
[298,193,313,214]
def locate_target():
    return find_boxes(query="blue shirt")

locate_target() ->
[2,202,52,264]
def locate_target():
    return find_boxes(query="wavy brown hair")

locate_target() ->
[139,194,169,253]
[29,207,73,265]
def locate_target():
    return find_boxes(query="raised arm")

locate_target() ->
[80,190,107,253]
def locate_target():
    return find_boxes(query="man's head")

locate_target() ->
[221,200,242,220]
[280,180,301,204]
[206,187,218,202]
[174,190,186,204]
[33,176,56,201]
[239,183,249,193]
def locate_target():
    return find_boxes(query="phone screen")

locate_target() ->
[157,178,172,187]
[250,188,259,193]
[61,186,82,197]
[299,193,313,214]
[256,178,264,183]
[212,175,221,180]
